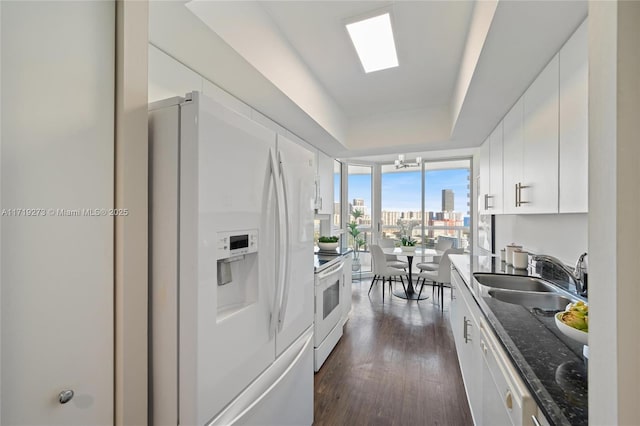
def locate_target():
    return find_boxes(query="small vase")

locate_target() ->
[352,257,361,272]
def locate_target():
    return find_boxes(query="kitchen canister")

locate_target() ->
[505,244,522,266]
[500,248,506,263]
[513,249,529,269]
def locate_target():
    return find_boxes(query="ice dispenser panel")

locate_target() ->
[215,229,260,320]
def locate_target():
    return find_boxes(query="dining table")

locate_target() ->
[382,247,440,300]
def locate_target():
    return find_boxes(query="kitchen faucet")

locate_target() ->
[532,253,588,297]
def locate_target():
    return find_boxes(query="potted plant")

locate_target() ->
[396,219,420,252]
[318,235,339,251]
[400,236,417,252]
[348,209,366,271]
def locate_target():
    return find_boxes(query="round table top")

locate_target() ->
[381,247,439,257]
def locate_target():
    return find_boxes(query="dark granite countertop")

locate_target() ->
[314,247,353,272]
[450,254,588,426]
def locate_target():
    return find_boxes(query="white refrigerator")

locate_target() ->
[149,92,315,425]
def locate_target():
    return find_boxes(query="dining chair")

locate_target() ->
[415,248,464,310]
[378,238,409,270]
[369,244,409,302]
[416,238,454,272]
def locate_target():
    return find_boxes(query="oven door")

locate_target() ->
[314,261,344,347]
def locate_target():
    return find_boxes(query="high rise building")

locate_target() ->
[442,189,454,212]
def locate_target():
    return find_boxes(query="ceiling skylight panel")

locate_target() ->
[346,13,399,73]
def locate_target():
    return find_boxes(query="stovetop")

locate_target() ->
[314,247,352,272]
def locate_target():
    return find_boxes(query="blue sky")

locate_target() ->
[338,168,470,214]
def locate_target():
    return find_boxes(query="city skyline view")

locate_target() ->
[341,168,470,215]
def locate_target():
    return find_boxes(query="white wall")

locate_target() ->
[148,1,345,157]
[115,1,148,424]
[1,2,114,423]
[184,1,348,145]
[588,3,617,421]
[149,44,318,156]
[0,4,3,418]
[494,214,588,264]
[588,1,640,424]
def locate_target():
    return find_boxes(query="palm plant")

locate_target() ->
[348,209,366,259]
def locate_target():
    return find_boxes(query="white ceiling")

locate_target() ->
[261,1,473,120]
[151,0,587,160]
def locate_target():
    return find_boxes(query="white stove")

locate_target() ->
[313,257,345,372]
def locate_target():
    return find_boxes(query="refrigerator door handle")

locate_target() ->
[277,150,291,331]
[268,149,284,339]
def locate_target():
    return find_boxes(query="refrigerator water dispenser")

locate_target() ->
[216,229,260,320]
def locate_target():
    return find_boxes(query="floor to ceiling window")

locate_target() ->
[344,158,471,277]
[347,164,373,274]
[380,164,422,244]
[423,160,471,249]
[379,158,471,250]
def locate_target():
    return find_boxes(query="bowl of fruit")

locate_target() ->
[317,236,339,251]
[555,301,588,345]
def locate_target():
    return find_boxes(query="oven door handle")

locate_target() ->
[317,261,344,281]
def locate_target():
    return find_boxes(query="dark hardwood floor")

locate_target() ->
[314,277,473,426]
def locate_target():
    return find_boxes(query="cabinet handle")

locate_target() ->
[516,182,530,207]
[531,415,542,426]
[484,194,494,210]
[505,390,513,410]
[463,316,467,341]
[463,316,472,343]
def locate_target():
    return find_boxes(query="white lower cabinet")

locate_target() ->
[451,267,537,426]
[451,269,483,423]
[479,319,537,426]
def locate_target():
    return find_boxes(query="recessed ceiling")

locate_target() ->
[261,1,473,120]
[152,1,587,160]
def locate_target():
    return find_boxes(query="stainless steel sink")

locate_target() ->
[473,273,557,292]
[488,289,573,312]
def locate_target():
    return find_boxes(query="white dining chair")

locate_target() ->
[369,244,409,302]
[378,238,409,270]
[415,248,464,310]
[416,238,454,272]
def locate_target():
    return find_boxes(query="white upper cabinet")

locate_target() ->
[316,150,334,215]
[489,122,504,214]
[478,138,491,214]
[559,20,588,213]
[503,54,560,214]
[479,123,503,215]
[521,53,560,214]
[502,97,524,214]
[485,21,587,217]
